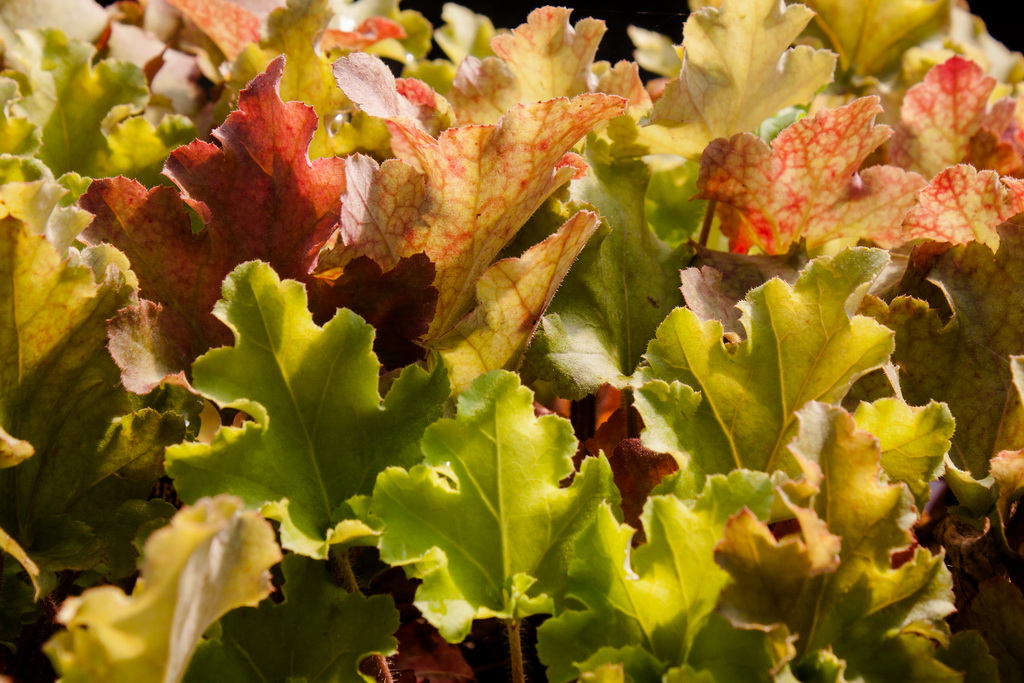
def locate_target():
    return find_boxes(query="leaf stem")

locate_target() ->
[507,619,525,683]
[698,199,717,247]
[332,548,394,683]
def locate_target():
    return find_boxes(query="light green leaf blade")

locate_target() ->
[0,218,184,594]
[716,402,957,681]
[166,261,449,559]
[529,142,692,399]
[372,370,618,642]
[5,29,194,181]
[0,77,40,156]
[636,248,893,478]
[537,471,780,682]
[853,398,953,510]
[0,158,91,255]
[185,554,399,683]
[45,496,282,683]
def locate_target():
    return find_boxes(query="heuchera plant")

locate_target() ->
[3,0,1024,681]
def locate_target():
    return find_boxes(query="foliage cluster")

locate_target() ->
[2,0,1024,681]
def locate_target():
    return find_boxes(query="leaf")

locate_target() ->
[801,0,952,78]
[0,0,109,45]
[0,159,92,255]
[431,209,601,394]
[536,471,781,682]
[81,57,346,392]
[696,97,927,254]
[45,496,282,683]
[635,248,893,482]
[448,7,606,125]
[626,26,682,79]
[528,145,691,399]
[185,554,399,683]
[4,29,196,183]
[0,217,184,595]
[371,370,617,642]
[853,398,953,509]
[891,56,1012,178]
[311,253,438,371]
[434,2,497,65]
[0,77,40,157]
[862,221,1024,479]
[639,0,836,160]
[165,0,262,60]
[901,165,1024,250]
[331,54,626,338]
[165,261,449,558]
[959,577,1024,682]
[715,402,957,681]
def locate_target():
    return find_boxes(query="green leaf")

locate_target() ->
[372,370,617,642]
[186,554,399,683]
[165,261,448,558]
[528,143,691,399]
[537,471,781,682]
[0,218,184,595]
[4,29,195,182]
[636,248,894,480]
[45,496,282,683]
[863,222,1024,479]
[715,402,957,681]
[0,77,40,156]
[853,398,953,509]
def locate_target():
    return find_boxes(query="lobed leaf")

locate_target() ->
[332,52,626,339]
[186,554,399,683]
[640,0,836,160]
[901,165,1024,250]
[81,57,346,392]
[529,145,691,398]
[45,496,281,683]
[716,403,958,681]
[166,261,448,558]
[636,248,893,484]
[697,97,926,254]
[537,471,781,682]
[371,371,617,642]
[431,209,601,393]
[801,0,952,78]
[0,217,184,595]
[863,220,1024,479]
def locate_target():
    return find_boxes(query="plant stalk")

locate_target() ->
[698,199,717,247]
[507,619,525,683]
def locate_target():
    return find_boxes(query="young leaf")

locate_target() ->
[801,0,951,78]
[0,217,184,595]
[891,56,1011,178]
[185,554,399,683]
[431,209,601,393]
[853,398,953,510]
[448,6,606,125]
[901,165,1024,249]
[45,496,282,683]
[0,77,40,157]
[636,248,893,481]
[863,221,1024,479]
[716,403,957,681]
[0,158,91,255]
[165,261,449,558]
[434,2,497,65]
[80,57,346,392]
[371,371,617,642]
[641,0,836,159]
[529,146,691,398]
[696,97,927,254]
[4,29,195,183]
[332,53,626,338]
[536,472,781,682]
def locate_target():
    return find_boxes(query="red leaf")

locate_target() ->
[81,57,346,391]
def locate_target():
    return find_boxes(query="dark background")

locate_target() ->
[413,1,1021,66]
